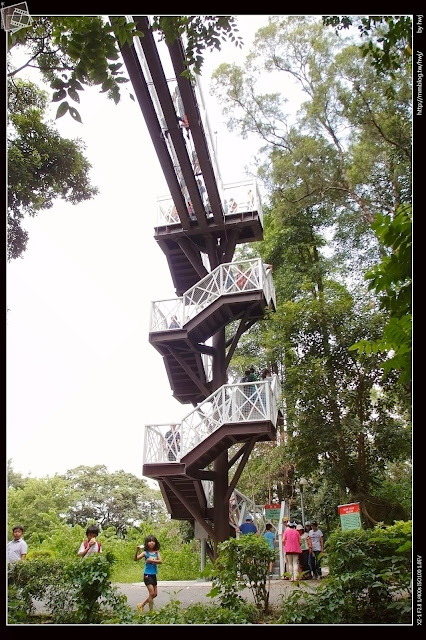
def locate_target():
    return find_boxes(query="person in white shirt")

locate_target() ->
[7,524,28,563]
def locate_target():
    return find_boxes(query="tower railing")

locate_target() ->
[143,375,281,465]
[156,178,263,227]
[149,258,275,332]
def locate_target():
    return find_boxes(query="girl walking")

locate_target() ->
[134,535,163,612]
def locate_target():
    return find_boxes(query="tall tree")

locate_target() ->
[7,474,76,543]
[211,16,411,524]
[61,465,165,536]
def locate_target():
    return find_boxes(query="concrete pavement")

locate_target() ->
[113,574,327,610]
[31,574,328,616]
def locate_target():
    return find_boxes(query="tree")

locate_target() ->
[7,16,242,122]
[350,203,412,385]
[211,16,411,524]
[322,16,412,77]
[7,16,242,260]
[7,459,27,490]
[61,465,165,536]
[7,78,98,260]
[7,474,75,543]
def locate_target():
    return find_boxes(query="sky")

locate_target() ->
[6,15,275,481]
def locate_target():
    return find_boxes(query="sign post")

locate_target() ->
[338,502,362,531]
[264,503,281,524]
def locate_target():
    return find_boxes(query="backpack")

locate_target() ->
[84,540,101,552]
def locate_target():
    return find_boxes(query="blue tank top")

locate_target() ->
[144,551,158,575]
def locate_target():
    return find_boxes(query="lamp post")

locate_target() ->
[299,477,308,526]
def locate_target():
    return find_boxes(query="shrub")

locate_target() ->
[136,598,260,624]
[275,521,412,624]
[7,553,136,624]
[207,535,275,612]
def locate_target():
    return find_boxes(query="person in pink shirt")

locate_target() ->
[282,521,302,581]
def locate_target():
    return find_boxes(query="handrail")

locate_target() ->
[156,177,263,227]
[143,375,281,464]
[149,258,275,331]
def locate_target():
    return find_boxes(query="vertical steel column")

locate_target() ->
[211,327,229,548]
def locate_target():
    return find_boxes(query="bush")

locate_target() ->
[207,535,275,612]
[275,521,412,624]
[136,598,260,624]
[8,553,136,624]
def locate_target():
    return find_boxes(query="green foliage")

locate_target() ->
[61,464,164,535]
[152,16,243,76]
[7,557,68,623]
[8,16,242,120]
[137,599,260,624]
[7,474,77,544]
[8,17,139,122]
[276,521,412,624]
[375,461,412,518]
[7,78,98,260]
[208,535,275,612]
[213,15,411,525]
[350,203,412,384]
[322,16,412,77]
[7,459,27,489]
[8,553,135,624]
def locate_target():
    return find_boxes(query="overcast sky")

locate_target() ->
[6,15,274,480]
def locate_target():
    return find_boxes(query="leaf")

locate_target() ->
[69,106,82,123]
[51,78,66,90]
[67,88,80,103]
[52,89,67,102]
[55,101,70,119]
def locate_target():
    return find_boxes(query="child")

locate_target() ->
[263,523,276,575]
[134,535,163,612]
[7,524,28,563]
[78,524,102,557]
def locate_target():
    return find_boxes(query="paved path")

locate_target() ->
[33,574,328,615]
[113,575,326,611]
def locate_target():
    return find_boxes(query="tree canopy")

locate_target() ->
[7,463,165,542]
[213,16,411,526]
[7,77,98,260]
[322,15,412,76]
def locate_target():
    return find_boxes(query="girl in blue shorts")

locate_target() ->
[134,535,163,611]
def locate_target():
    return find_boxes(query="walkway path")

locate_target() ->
[113,573,328,610]
[32,573,328,616]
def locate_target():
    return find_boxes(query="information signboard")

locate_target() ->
[338,502,362,531]
[264,504,281,523]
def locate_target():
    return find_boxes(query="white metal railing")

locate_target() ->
[196,484,266,535]
[156,177,262,227]
[143,375,281,464]
[149,258,275,331]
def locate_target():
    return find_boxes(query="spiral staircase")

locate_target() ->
[115,16,282,557]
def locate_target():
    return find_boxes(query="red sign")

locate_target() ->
[338,502,360,516]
